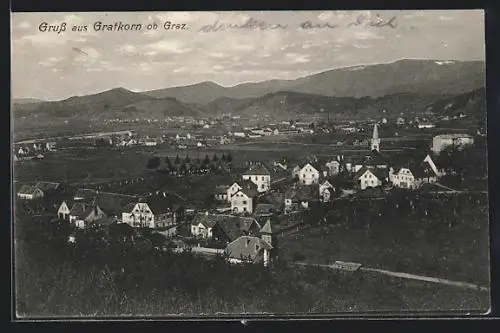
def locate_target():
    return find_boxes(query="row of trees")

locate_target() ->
[146,153,233,170]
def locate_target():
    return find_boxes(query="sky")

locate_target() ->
[11,10,485,101]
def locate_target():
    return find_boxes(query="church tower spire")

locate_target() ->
[371,123,380,152]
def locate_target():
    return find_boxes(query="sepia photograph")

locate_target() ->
[11,10,490,318]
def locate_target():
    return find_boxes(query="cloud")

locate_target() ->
[17,21,31,29]
[145,40,192,54]
[353,44,373,49]
[117,44,137,53]
[285,53,311,64]
[354,31,385,40]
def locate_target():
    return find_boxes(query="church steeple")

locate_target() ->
[259,219,275,247]
[371,123,380,152]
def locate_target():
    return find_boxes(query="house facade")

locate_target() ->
[298,163,320,185]
[242,164,271,192]
[355,167,385,190]
[17,185,44,200]
[71,205,107,229]
[214,185,229,201]
[226,236,273,267]
[325,160,341,176]
[319,180,335,203]
[226,182,242,202]
[122,201,177,229]
[230,190,254,214]
[431,134,475,154]
[57,200,72,220]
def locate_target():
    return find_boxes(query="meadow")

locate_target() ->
[279,192,490,287]
[15,214,489,317]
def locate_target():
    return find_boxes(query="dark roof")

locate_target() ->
[285,185,319,201]
[354,166,388,181]
[191,213,222,228]
[69,202,87,216]
[365,150,389,166]
[95,192,139,215]
[226,236,272,262]
[214,185,229,194]
[34,181,60,192]
[139,194,184,214]
[17,184,40,195]
[244,164,271,176]
[259,219,274,234]
[253,204,276,216]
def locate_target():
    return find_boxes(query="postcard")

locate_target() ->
[11,10,489,319]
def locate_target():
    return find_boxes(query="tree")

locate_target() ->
[184,155,191,164]
[203,154,210,165]
[221,153,226,162]
[212,154,219,163]
[226,152,233,163]
[146,157,161,169]
[195,156,201,165]
[174,155,181,165]
[164,156,172,168]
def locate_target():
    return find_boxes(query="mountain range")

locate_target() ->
[142,59,485,104]
[12,59,486,125]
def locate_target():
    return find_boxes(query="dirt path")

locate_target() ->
[293,262,489,292]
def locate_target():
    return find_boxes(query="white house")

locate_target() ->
[230,188,257,214]
[242,164,271,192]
[68,203,107,229]
[226,236,273,267]
[214,185,229,201]
[16,184,44,200]
[227,182,243,202]
[190,212,217,238]
[57,200,72,220]
[298,163,320,185]
[319,180,335,202]
[389,157,440,189]
[431,134,475,154]
[121,198,177,229]
[325,160,341,176]
[354,166,387,190]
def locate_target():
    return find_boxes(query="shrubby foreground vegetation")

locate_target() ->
[15,211,489,317]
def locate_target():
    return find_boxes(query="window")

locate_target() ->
[261,176,264,181]
[302,174,305,178]
[261,184,264,189]
[243,201,247,205]
[243,207,247,212]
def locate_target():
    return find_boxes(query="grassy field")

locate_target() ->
[15,218,489,317]
[279,194,490,287]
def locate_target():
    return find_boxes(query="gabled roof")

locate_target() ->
[354,166,388,181]
[244,164,271,176]
[226,236,272,262]
[138,194,184,214]
[190,213,220,228]
[17,184,40,195]
[253,204,275,216]
[69,202,88,217]
[285,185,319,201]
[259,219,274,234]
[238,187,259,198]
[191,214,261,241]
[34,181,60,192]
[365,150,389,166]
[214,184,229,194]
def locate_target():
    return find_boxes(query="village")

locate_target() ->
[15,121,481,269]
